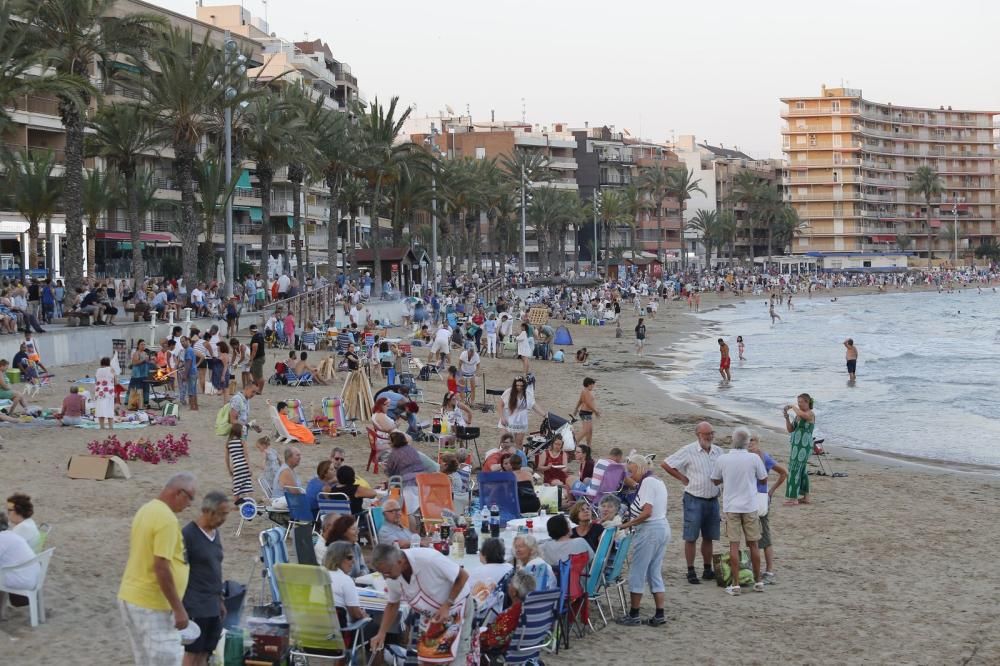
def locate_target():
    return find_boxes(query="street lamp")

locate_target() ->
[949,192,964,267]
[220,32,247,298]
[592,188,602,276]
[423,126,442,292]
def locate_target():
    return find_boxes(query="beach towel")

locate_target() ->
[279,413,315,445]
[75,420,148,430]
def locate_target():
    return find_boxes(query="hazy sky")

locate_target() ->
[154,0,1000,158]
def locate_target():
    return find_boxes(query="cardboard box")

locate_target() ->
[67,455,131,480]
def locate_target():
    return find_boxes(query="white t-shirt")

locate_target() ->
[0,531,39,589]
[459,351,480,376]
[711,449,768,514]
[277,275,291,293]
[630,475,668,521]
[327,568,360,609]
[467,562,512,590]
[190,288,204,304]
[385,547,468,618]
[12,518,40,551]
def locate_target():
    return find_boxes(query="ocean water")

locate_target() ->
[659,288,1000,467]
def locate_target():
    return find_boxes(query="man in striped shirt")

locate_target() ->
[661,421,723,584]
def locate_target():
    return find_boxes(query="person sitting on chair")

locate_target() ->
[0,360,28,416]
[293,352,326,386]
[274,401,315,446]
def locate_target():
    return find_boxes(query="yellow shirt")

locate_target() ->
[356,477,371,489]
[117,499,189,611]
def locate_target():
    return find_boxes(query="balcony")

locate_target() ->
[8,94,61,117]
[548,158,578,170]
[860,110,992,128]
[782,105,860,117]
[598,174,631,186]
[789,158,861,167]
[599,151,635,164]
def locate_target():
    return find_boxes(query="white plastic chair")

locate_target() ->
[0,547,55,627]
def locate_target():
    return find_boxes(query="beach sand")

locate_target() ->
[1,289,998,665]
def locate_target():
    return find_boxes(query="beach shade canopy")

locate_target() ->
[553,325,573,346]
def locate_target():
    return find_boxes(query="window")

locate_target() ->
[796,120,806,129]
[475,147,486,159]
[809,134,817,146]
[796,135,807,146]
[833,135,842,147]
[795,101,805,110]
[831,100,841,112]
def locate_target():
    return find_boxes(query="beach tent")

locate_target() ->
[553,325,573,345]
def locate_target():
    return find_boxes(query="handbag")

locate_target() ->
[756,491,769,517]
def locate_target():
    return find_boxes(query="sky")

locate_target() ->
[153,0,1000,158]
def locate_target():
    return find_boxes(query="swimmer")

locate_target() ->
[844,338,858,382]
[737,335,746,361]
[718,338,731,382]
[769,303,782,325]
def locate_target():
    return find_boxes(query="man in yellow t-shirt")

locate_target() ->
[118,472,197,666]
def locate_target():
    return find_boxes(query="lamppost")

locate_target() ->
[520,163,527,273]
[949,193,964,267]
[220,32,247,298]
[423,125,441,292]
[592,188,602,276]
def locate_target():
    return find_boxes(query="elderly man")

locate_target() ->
[329,447,371,488]
[273,446,303,494]
[181,491,231,666]
[369,543,470,656]
[118,473,197,666]
[661,421,723,584]
[711,427,768,596]
[376,499,426,549]
[229,383,258,432]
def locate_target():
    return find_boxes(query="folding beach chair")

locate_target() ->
[477,471,520,528]
[604,532,633,618]
[414,472,455,528]
[317,492,352,520]
[287,399,323,437]
[502,588,561,665]
[586,526,617,629]
[571,460,627,512]
[258,527,288,605]
[284,367,313,387]
[273,563,356,664]
[283,489,315,541]
[269,405,303,444]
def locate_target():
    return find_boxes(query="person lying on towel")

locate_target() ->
[276,400,315,445]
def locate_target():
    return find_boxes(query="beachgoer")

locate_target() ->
[711,427,768,596]
[718,338,731,382]
[118,473,197,666]
[616,454,669,627]
[737,335,746,361]
[769,303,781,325]
[844,338,859,382]
[661,421,722,584]
[225,423,254,503]
[635,317,646,355]
[181,491,231,665]
[749,431,787,583]
[783,393,816,506]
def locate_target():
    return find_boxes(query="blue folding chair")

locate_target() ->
[283,489,315,541]
[586,526,617,629]
[503,588,561,665]
[477,471,520,527]
[604,532,632,619]
[317,492,352,520]
[258,527,289,604]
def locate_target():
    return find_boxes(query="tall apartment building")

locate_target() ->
[671,135,782,262]
[0,0,263,277]
[781,85,998,260]
[407,116,578,270]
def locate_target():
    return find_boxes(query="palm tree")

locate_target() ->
[4,149,61,277]
[437,157,482,273]
[316,107,361,280]
[192,152,239,280]
[772,206,808,255]
[717,210,738,265]
[896,233,912,252]
[731,171,763,264]
[596,188,627,274]
[81,169,117,276]
[239,90,301,278]
[337,176,368,276]
[686,209,719,268]
[31,0,162,302]
[636,166,671,261]
[908,166,944,268]
[137,27,248,293]
[88,102,158,289]
[358,96,413,296]
[665,166,705,269]
[280,84,324,275]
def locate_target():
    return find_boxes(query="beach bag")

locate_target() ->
[715,550,755,587]
[215,404,232,436]
[756,492,769,517]
[162,402,180,418]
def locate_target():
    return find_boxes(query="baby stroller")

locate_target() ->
[525,412,577,462]
[267,361,289,385]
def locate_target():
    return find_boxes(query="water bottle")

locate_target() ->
[480,507,490,534]
[489,503,500,539]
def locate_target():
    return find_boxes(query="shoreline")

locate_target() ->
[643,286,1000,477]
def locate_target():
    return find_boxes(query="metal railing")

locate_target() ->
[258,283,339,329]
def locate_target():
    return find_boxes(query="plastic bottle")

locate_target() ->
[465,522,478,555]
[489,503,500,538]
[480,507,490,534]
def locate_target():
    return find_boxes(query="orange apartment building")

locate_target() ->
[781,85,999,261]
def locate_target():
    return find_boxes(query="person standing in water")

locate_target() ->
[635,317,647,356]
[768,302,781,325]
[844,339,858,382]
[718,338,731,382]
[737,336,746,361]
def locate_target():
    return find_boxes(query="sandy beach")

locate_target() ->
[1,288,998,665]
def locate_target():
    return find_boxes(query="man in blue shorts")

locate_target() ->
[661,421,723,584]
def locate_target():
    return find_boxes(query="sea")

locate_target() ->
[655,288,1000,468]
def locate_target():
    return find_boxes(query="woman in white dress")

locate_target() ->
[497,376,544,447]
[94,356,117,429]
[515,323,532,375]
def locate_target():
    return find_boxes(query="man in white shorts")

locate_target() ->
[458,344,481,403]
[428,322,452,366]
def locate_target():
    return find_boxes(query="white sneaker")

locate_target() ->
[753,582,765,592]
[762,571,776,584]
[725,585,741,596]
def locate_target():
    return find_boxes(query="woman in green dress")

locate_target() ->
[783,393,815,505]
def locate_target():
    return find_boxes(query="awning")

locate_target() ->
[249,207,263,222]
[95,231,171,242]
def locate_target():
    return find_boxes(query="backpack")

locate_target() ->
[215,404,232,436]
[418,365,431,381]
